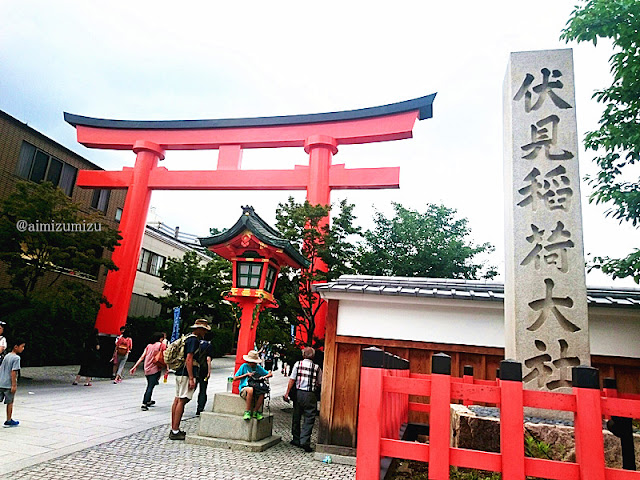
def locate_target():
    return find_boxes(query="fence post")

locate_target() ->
[572,366,606,480]
[499,359,525,480]
[463,365,474,407]
[603,377,637,471]
[429,353,452,480]
[356,348,385,480]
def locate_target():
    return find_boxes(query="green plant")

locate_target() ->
[524,434,553,460]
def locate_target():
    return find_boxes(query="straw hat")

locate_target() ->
[189,319,211,331]
[243,350,262,363]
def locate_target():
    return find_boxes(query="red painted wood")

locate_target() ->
[408,402,431,413]
[601,397,640,419]
[523,389,577,411]
[574,386,606,480]
[428,373,451,480]
[604,467,640,480]
[217,144,242,170]
[356,367,383,480]
[380,438,429,462]
[451,382,500,404]
[450,447,502,472]
[74,111,420,150]
[499,380,525,479]
[462,374,474,406]
[525,458,580,480]
[232,297,261,394]
[94,142,163,334]
[385,375,431,396]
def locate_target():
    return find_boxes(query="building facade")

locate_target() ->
[314,275,640,457]
[0,109,125,294]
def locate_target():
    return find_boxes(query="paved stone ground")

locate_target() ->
[7,362,356,480]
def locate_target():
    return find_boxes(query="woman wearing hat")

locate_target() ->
[232,350,272,420]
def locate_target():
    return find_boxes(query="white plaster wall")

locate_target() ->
[334,296,505,348]
[324,293,640,359]
[589,308,640,358]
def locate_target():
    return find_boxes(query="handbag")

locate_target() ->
[247,372,270,396]
[152,346,166,367]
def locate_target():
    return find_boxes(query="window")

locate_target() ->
[237,262,263,288]
[16,141,78,196]
[91,189,111,214]
[264,265,277,292]
[137,248,166,276]
[115,207,123,222]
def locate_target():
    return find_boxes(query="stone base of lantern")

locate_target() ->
[185,392,280,452]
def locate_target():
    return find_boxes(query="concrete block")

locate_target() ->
[212,392,262,415]
[197,411,273,442]
[186,434,281,452]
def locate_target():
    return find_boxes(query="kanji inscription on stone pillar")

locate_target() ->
[504,49,589,392]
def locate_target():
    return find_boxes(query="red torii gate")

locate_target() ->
[64,94,436,336]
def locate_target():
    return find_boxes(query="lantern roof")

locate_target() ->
[200,206,309,268]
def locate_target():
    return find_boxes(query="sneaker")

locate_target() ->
[72,382,78,385]
[141,405,149,411]
[254,412,264,421]
[168,430,186,440]
[3,419,19,428]
[243,411,251,420]
[147,400,156,406]
[84,382,92,386]
[195,411,201,416]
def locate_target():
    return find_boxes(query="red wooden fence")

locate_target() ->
[356,348,639,480]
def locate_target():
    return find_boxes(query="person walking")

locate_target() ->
[112,326,132,383]
[195,339,213,416]
[0,339,26,428]
[284,346,322,452]
[0,321,7,357]
[129,332,167,410]
[169,319,210,440]
[73,328,100,386]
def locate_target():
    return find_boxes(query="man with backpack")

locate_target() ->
[168,319,210,440]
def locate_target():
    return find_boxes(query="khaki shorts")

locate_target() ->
[239,387,250,399]
[175,375,195,400]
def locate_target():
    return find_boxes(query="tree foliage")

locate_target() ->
[356,203,497,279]
[561,0,640,281]
[0,181,121,298]
[147,250,235,329]
[273,197,361,346]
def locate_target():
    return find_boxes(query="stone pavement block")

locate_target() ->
[3,361,356,479]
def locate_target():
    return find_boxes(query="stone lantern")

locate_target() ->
[200,206,308,393]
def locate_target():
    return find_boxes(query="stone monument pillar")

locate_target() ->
[504,48,590,392]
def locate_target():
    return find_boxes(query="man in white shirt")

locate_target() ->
[284,347,322,453]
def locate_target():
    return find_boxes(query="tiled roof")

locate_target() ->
[314,275,640,308]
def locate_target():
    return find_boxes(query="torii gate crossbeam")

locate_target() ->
[64,94,436,336]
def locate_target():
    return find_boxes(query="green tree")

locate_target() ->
[0,181,121,298]
[147,250,235,329]
[273,197,361,346]
[356,203,497,279]
[561,0,640,282]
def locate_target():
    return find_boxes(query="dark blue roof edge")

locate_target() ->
[199,208,309,268]
[63,94,436,130]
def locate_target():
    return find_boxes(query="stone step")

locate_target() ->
[212,392,263,416]
[197,411,274,442]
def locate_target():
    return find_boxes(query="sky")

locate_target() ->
[1,1,636,288]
